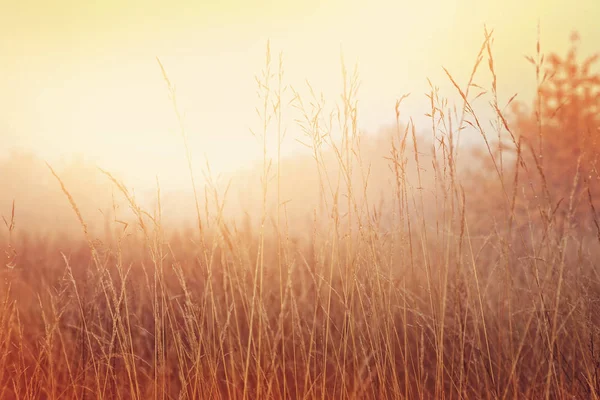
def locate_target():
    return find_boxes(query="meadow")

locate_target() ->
[0,29,599,399]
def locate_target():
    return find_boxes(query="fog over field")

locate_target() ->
[1,0,600,399]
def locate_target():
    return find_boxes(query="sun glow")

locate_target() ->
[2,0,598,193]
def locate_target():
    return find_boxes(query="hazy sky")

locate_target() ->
[1,0,599,190]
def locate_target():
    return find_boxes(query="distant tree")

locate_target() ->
[468,32,600,235]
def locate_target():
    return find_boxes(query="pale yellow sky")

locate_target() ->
[1,0,598,191]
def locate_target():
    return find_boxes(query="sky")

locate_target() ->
[1,0,599,191]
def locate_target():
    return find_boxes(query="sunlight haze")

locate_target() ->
[2,0,598,191]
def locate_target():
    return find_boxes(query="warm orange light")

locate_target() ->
[1,0,598,194]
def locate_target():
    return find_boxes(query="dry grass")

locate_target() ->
[0,29,599,400]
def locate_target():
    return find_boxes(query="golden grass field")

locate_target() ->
[1,27,600,399]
